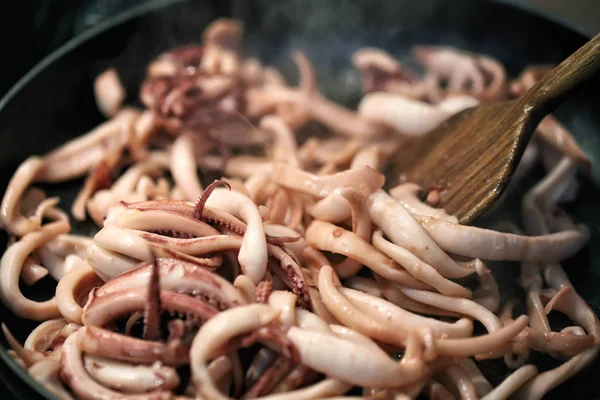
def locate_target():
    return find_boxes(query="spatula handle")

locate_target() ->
[519,33,600,118]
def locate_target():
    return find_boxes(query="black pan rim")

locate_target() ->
[491,0,595,39]
[0,0,592,399]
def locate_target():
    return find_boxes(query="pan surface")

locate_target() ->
[1,0,599,398]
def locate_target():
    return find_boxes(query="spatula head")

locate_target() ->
[398,100,535,225]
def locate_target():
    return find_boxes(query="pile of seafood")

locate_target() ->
[0,18,597,400]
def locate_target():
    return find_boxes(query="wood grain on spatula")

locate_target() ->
[399,33,600,225]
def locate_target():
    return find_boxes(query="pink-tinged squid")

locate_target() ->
[372,230,470,297]
[77,326,190,366]
[60,330,175,400]
[0,220,70,320]
[81,287,218,328]
[305,220,431,289]
[203,188,268,283]
[95,258,245,310]
[170,134,204,201]
[55,264,103,324]
[29,360,75,400]
[337,285,473,340]
[411,46,507,101]
[83,354,180,393]
[38,109,138,183]
[189,304,281,400]
[272,163,385,199]
[438,363,478,400]
[358,92,478,136]
[398,286,505,359]
[319,266,502,358]
[414,215,588,262]
[0,157,48,236]
[286,324,430,388]
[94,68,126,118]
[321,187,372,278]
[368,190,474,279]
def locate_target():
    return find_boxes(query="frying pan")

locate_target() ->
[1,0,599,398]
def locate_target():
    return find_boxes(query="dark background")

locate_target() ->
[0,0,151,97]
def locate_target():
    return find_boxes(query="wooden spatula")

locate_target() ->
[399,33,600,225]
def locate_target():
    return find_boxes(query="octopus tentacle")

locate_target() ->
[98,230,309,308]
[398,286,505,358]
[272,164,385,199]
[268,290,297,329]
[372,230,470,297]
[60,330,174,400]
[82,287,218,327]
[21,256,49,286]
[375,274,462,318]
[389,183,458,223]
[107,207,221,238]
[329,324,390,358]
[85,243,141,281]
[263,224,305,263]
[368,190,474,279]
[56,264,103,324]
[190,304,280,400]
[0,157,46,236]
[256,272,273,303]
[192,179,232,220]
[24,318,69,354]
[433,316,529,360]
[143,256,162,340]
[331,187,372,278]
[121,199,292,245]
[29,360,75,400]
[2,323,52,367]
[438,364,478,400]
[339,286,473,339]
[458,358,493,398]
[267,365,317,395]
[319,266,472,350]
[295,309,332,334]
[286,326,427,388]
[0,220,70,320]
[472,261,500,313]
[94,68,125,118]
[78,326,190,365]
[262,377,351,400]
[83,354,180,393]
[204,188,267,283]
[306,220,431,290]
[91,226,222,272]
[96,258,245,309]
[414,215,587,262]
[481,365,538,400]
[358,92,476,137]
[425,380,456,400]
[170,135,204,200]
